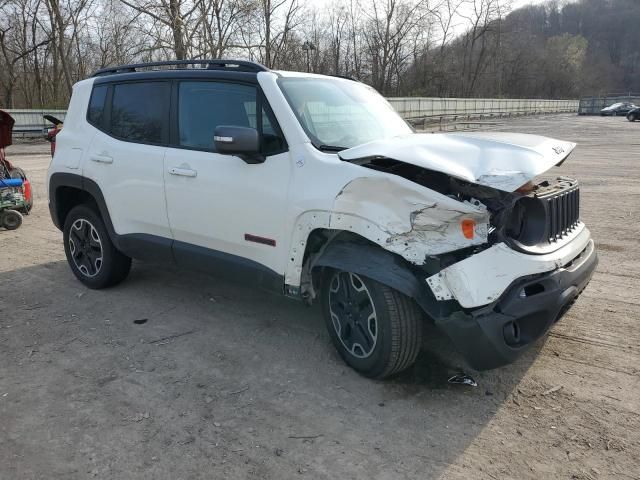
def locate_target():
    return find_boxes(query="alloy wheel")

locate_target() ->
[328,272,378,359]
[68,218,103,277]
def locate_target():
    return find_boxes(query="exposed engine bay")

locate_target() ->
[359,157,581,257]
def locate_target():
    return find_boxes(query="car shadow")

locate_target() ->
[1,258,541,479]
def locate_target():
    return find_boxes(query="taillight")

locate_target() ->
[23,179,32,202]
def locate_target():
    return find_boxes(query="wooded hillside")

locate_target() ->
[0,0,637,108]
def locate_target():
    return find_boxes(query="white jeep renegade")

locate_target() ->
[48,60,597,378]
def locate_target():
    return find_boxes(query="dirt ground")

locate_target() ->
[1,114,639,480]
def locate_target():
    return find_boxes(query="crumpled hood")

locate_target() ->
[338,132,576,192]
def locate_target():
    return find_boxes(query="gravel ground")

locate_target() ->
[1,114,639,480]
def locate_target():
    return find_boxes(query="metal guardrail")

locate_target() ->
[5,109,67,137]
[387,98,578,119]
[578,95,640,115]
[5,98,578,137]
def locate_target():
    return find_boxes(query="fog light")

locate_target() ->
[503,321,521,346]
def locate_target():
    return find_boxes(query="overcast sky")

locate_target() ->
[511,0,548,9]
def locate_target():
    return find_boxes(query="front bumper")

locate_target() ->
[434,238,597,370]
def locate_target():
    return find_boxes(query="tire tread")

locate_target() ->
[376,284,423,378]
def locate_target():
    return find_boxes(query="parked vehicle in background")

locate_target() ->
[48,60,598,379]
[600,102,637,116]
[627,107,640,122]
[44,114,64,157]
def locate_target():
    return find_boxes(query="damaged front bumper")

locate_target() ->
[426,227,597,370]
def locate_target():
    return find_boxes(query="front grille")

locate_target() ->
[546,184,580,243]
[505,177,580,254]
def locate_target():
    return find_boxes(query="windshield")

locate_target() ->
[277,77,412,151]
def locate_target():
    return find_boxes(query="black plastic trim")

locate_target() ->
[435,240,598,370]
[117,234,174,263]
[172,240,284,294]
[49,172,128,253]
[92,59,269,77]
[311,241,455,319]
[93,69,260,86]
[48,172,82,229]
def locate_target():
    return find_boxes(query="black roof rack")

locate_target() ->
[329,74,358,82]
[92,59,269,77]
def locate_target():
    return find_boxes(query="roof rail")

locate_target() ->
[329,74,358,82]
[92,59,269,77]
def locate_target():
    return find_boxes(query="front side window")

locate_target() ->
[110,82,169,144]
[87,85,108,127]
[278,77,412,151]
[178,81,286,155]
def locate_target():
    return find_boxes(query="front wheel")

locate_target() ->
[628,114,637,122]
[63,204,131,289]
[321,269,423,379]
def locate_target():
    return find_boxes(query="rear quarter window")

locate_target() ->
[87,85,108,127]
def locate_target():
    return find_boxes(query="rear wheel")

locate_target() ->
[63,204,131,289]
[628,113,637,122]
[321,269,423,379]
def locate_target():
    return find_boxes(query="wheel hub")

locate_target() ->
[68,218,103,278]
[328,272,378,359]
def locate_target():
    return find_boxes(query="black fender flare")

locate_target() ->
[49,172,120,248]
[311,241,444,318]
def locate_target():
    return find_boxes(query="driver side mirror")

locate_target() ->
[214,126,264,164]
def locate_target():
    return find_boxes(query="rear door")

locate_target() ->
[84,81,172,258]
[163,80,290,287]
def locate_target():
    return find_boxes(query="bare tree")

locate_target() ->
[117,0,201,59]
[362,0,432,93]
[0,0,639,108]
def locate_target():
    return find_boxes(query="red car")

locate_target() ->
[44,114,64,156]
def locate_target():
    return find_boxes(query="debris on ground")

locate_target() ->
[542,385,563,396]
[448,374,478,387]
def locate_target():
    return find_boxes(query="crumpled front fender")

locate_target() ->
[330,176,490,263]
[284,175,490,287]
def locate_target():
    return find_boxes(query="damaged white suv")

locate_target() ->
[48,60,597,378]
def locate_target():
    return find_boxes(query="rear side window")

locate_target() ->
[87,85,107,127]
[110,82,169,144]
[178,81,286,155]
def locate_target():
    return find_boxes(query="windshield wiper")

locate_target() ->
[316,144,347,152]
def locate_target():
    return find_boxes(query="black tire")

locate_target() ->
[63,204,131,289]
[321,269,423,379]
[9,167,33,213]
[628,114,637,122]
[1,209,23,230]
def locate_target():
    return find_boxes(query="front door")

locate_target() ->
[163,80,290,289]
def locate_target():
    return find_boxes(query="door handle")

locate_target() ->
[168,167,197,178]
[90,154,113,164]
